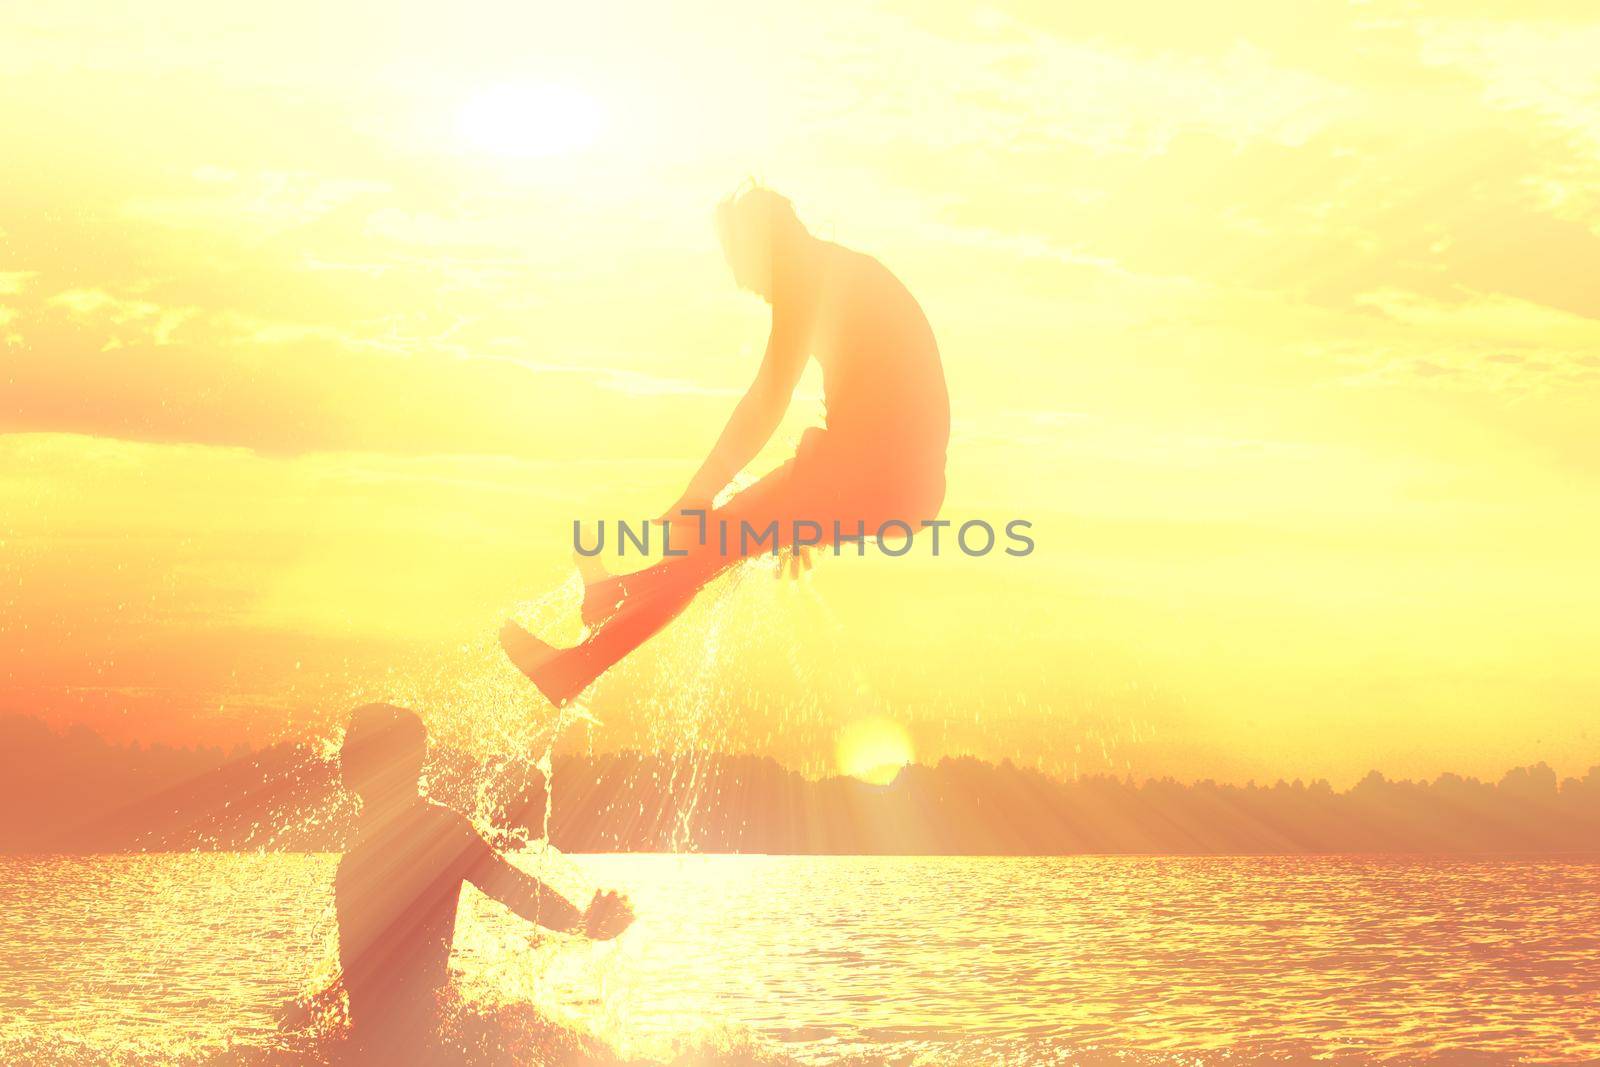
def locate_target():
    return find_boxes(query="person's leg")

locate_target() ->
[503,465,815,705]
[577,462,802,623]
[504,429,946,706]
[574,467,785,625]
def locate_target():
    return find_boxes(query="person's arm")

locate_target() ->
[468,850,586,932]
[665,308,808,515]
[463,835,635,939]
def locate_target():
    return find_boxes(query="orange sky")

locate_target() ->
[3,1,1599,785]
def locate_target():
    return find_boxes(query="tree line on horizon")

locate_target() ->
[2,713,1598,855]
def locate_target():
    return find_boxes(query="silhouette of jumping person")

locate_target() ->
[502,186,949,705]
[328,703,632,1061]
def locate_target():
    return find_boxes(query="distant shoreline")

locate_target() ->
[6,714,1599,855]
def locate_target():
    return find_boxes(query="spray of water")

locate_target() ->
[268,559,809,1061]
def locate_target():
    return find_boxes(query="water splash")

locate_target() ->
[264,561,805,1061]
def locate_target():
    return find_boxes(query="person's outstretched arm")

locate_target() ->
[467,847,634,939]
[665,308,808,516]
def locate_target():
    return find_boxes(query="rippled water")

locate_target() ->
[2,853,1598,1064]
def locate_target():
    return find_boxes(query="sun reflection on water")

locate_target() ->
[6,853,1600,1065]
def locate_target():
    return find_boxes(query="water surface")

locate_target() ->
[2,853,1598,1064]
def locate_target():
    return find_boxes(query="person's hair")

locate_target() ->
[714,182,804,277]
[341,702,427,799]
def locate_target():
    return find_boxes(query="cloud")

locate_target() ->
[0,270,36,295]
[1339,287,1600,389]
[1420,17,1600,164]
[0,299,732,458]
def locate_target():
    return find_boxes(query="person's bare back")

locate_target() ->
[805,240,949,460]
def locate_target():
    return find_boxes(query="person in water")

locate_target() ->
[501,185,950,705]
[325,702,633,1060]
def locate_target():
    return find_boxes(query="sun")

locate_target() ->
[458,84,604,158]
[835,718,914,786]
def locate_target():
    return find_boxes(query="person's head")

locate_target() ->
[714,183,808,301]
[340,703,427,806]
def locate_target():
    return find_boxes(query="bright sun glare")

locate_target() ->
[836,718,914,786]
[458,84,604,158]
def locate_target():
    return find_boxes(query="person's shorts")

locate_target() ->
[721,427,945,552]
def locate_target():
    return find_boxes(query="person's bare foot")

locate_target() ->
[498,621,584,706]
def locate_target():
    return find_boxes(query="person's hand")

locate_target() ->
[656,494,712,545]
[656,493,712,525]
[775,544,815,579]
[583,889,635,940]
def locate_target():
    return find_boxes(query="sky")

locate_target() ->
[2,0,1599,785]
